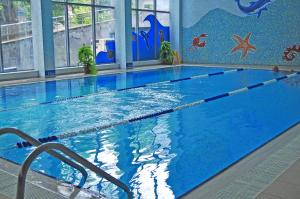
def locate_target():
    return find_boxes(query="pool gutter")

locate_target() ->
[186,63,300,72]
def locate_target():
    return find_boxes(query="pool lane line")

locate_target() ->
[42,72,298,141]
[117,68,244,91]
[0,68,244,113]
[13,72,300,148]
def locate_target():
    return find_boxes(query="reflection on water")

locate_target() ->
[2,68,298,198]
[0,66,222,111]
[66,115,177,198]
[129,117,175,198]
[284,76,300,87]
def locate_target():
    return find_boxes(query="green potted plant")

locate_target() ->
[160,41,174,65]
[78,45,97,75]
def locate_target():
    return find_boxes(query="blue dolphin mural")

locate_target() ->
[140,31,150,49]
[95,40,116,65]
[96,14,170,64]
[235,0,274,17]
[132,14,170,61]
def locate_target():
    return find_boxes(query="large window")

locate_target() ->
[132,0,170,61]
[0,0,34,73]
[0,0,170,75]
[52,0,116,68]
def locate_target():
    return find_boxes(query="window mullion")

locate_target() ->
[0,26,4,72]
[154,0,157,59]
[92,1,97,60]
[136,0,139,61]
[64,3,71,67]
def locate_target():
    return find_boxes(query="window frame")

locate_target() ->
[52,0,116,68]
[132,0,170,61]
[0,0,34,73]
[0,27,3,73]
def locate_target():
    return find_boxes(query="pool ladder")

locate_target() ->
[0,128,133,199]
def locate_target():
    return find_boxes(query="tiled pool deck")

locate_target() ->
[257,159,300,199]
[1,64,300,198]
[0,158,103,199]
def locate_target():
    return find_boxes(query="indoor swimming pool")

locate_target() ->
[1,66,300,198]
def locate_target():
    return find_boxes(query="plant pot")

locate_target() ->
[84,65,90,74]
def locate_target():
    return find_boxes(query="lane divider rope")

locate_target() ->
[16,136,58,148]
[117,68,244,91]
[0,69,244,113]
[14,72,299,148]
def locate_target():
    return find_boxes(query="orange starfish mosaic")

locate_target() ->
[231,33,256,59]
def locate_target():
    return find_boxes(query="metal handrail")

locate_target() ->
[0,128,88,187]
[17,143,133,199]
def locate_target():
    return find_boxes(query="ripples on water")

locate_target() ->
[1,67,300,198]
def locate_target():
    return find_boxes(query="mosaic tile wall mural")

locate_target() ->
[182,0,300,66]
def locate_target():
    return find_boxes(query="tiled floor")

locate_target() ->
[256,160,300,199]
[0,159,101,199]
[0,167,66,199]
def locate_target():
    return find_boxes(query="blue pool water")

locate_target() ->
[1,66,300,198]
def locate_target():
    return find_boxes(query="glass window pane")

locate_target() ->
[95,7,116,64]
[157,0,169,11]
[0,45,3,72]
[68,0,92,4]
[68,5,92,66]
[132,11,138,61]
[94,0,115,7]
[1,0,34,72]
[132,0,137,9]
[139,0,154,10]
[157,13,170,27]
[53,3,67,68]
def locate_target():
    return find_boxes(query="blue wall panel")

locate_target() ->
[182,0,300,66]
[96,14,170,64]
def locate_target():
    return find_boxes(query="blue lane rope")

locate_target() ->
[51,72,299,141]
[40,95,85,105]
[16,136,58,149]
[0,69,244,113]
[248,83,264,90]
[117,68,244,91]
[14,72,299,148]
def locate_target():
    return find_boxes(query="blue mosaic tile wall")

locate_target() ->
[182,0,300,66]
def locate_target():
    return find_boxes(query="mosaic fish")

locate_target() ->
[235,0,273,18]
